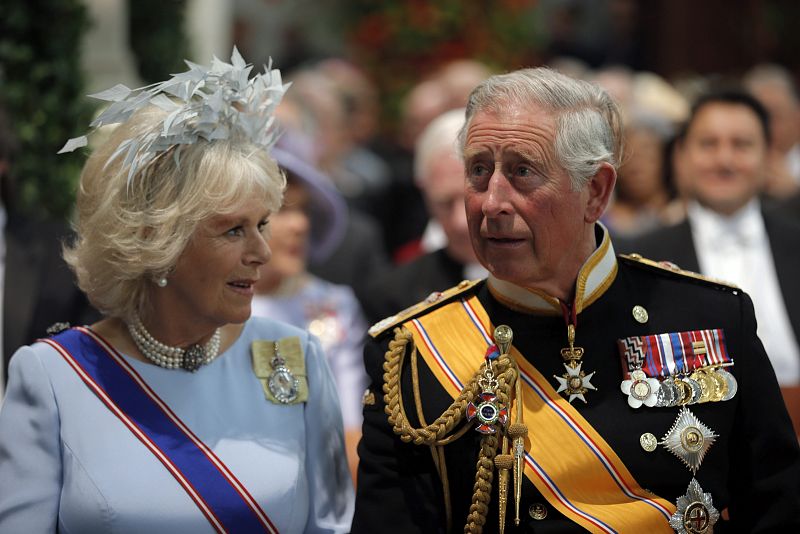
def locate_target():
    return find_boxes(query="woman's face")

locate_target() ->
[259,180,311,287]
[155,197,271,331]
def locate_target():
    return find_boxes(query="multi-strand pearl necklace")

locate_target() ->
[127,314,221,371]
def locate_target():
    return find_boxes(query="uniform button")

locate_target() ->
[631,305,649,324]
[528,502,548,520]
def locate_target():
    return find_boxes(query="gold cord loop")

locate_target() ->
[382,326,520,533]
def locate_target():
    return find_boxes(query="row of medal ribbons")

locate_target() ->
[617,329,738,409]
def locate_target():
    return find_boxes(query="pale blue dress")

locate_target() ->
[0,316,354,533]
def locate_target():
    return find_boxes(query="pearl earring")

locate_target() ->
[156,277,168,288]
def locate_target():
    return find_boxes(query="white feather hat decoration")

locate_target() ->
[59,47,289,184]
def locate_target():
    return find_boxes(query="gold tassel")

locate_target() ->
[494,452,513,534]
[507,423,528,525]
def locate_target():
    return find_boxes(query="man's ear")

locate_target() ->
[584,162,616,223]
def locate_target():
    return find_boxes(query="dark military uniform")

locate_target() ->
[352,248,800,532]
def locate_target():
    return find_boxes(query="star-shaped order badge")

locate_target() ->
[620,369,660,408]
[669,478,719,534]
[660,406,717,473]
[554,361,596,403]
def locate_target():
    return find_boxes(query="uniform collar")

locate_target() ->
[487,223,618,316]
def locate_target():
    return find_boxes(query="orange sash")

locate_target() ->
[404,296,676,533]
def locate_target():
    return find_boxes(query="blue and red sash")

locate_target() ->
[44,327,278,534]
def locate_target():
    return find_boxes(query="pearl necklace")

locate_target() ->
[127,314,221,371]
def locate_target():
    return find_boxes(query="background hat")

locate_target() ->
[271,129,347,263]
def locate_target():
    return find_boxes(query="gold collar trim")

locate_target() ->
[487,224,618,315]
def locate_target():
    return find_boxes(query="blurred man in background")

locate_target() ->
[362,108,486,324]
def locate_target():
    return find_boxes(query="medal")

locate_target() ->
[683,376,703,405]
[621,369,659,408]
[673,378,692,406]
[690,370,714,404]
[554,324,596,403]
[659,407,717,473]
[554,362,596,404]
[618,329,737,408]
[656,379,679,407]
[716,368,738,401]
[268,341,299,404]
[708,370,733,402]
[466,344,508,434]
[669,478,719,534]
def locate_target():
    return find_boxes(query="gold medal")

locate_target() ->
[707,369,729,402]
[690,371,713,404]
[674,378,692,405]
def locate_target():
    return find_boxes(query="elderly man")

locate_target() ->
[362,108,487,324]
[352,68,799,533]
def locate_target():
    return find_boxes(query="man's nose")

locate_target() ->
[482,166,512,217]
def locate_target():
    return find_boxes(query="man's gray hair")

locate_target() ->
[457,67,623,190]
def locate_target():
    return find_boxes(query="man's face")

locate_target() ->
[681,102,768,215]
[463,107,596,295]
[423,152,476,265]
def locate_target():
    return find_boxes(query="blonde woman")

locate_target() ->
[0,51,354,533]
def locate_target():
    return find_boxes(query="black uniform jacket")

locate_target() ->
[615,207,800,343]
[352,256,800,533]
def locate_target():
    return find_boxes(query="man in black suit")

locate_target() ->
[0,105,98,398]
[619,90,800,389]
[362,108,486,325]
[353,69,799,533]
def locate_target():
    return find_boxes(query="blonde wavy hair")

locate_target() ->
[63,106,285,321]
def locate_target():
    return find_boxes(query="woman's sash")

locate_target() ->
[43,327,278,534]
[404,296,676,533]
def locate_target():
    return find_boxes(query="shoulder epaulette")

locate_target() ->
[368,279,482,338]
[619,253,740,290]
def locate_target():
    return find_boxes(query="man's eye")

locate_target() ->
[515,165,533,177]
[469,162,490,176]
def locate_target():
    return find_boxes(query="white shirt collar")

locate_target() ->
[487,223,618,315]
[687,198,765,250]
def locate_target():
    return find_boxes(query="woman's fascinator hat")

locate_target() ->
[58,47,289,183]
